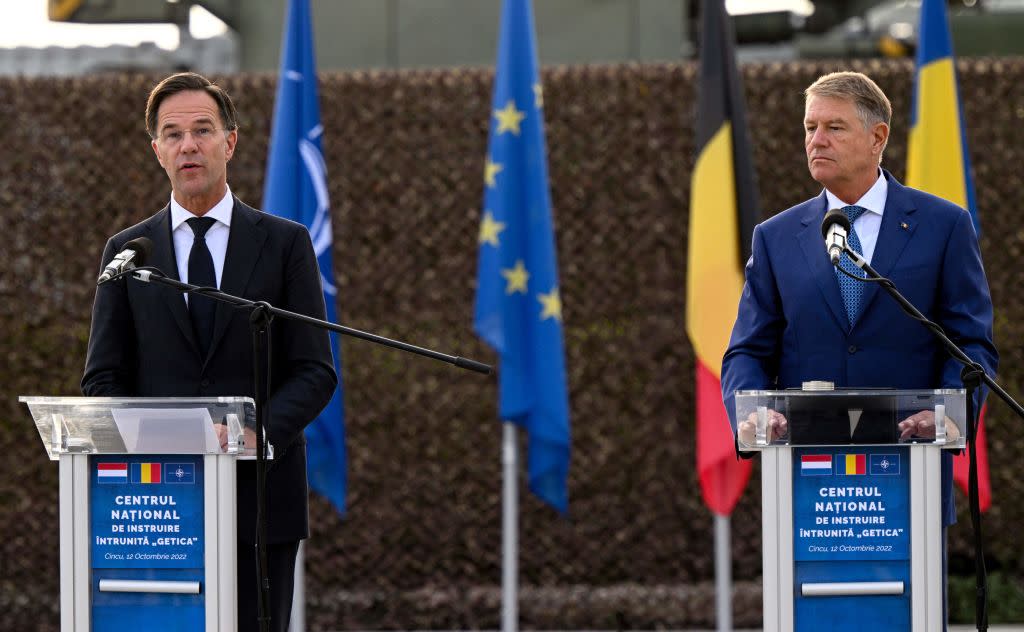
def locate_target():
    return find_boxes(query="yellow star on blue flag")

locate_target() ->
[474,0,570,513]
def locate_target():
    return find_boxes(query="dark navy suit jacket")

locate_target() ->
[82,198,337,543]
[721,170,998,524]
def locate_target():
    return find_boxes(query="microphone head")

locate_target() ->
[122,237,154,266]
[821,209,851,238]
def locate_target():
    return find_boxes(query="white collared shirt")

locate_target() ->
[170,186,233,302]
[825,169,888,263]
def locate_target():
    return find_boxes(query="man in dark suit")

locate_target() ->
[720,70,997,626]
[82,72,337,632]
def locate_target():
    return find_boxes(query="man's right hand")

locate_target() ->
[738,409,789,445]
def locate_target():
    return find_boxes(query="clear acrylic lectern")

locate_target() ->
[21,396,270,632]
[736,388,966,632]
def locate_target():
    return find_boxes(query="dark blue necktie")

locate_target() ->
[835,205,868,326]
[187,217,217,356]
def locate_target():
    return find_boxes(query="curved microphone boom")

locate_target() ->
[821,209,851,266]
[96,237,154,284]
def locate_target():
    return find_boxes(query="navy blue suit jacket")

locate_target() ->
[82,198,337,543]
[721,171,997,524]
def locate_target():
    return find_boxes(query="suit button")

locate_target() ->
[200,378,211,387]
[848,345,857,354]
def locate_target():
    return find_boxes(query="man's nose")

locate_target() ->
[179,131,200,152]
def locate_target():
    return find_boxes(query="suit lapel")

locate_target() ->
[798,192,849,330]
[205,199,267,364]
[145,206,202,355]
[855,173,917,326]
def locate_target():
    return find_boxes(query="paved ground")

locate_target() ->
[723,628,1023,631]
[319,622,1024,631]
[564,627,1024,631]
[697,628,1024,631]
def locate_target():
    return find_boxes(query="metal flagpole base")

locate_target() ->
[502,422,518,632]
[714,514,733,631]
[289,540,305,632]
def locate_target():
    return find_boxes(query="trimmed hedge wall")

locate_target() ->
[2,58,1023,630]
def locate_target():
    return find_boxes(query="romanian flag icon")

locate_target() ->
[131,462,162,484]
[839,454,866,476]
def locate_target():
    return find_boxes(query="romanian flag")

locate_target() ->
[907,0,990,512]
[686,0,759,516]
[837,454,866,476]
[131,462,162,484]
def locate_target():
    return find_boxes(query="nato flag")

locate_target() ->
[263,0,347,515]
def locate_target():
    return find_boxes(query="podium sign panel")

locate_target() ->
[20,396,265,632]
[91,456,205,568]
[91,455,206,630]
[792,446,912,629]
[792,447,910,562]
[737,389,965,632]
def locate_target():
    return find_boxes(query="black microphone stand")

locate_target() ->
[838,245,1024,632]
[107,265,491,632]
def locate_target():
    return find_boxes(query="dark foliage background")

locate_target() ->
[2,58,1023,629]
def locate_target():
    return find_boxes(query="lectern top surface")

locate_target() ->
[735,389,967,451]
[19,396,259,460]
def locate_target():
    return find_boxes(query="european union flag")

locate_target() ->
[263,0,347,515]
[474,0,570,513]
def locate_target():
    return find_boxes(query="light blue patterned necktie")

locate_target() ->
[836,205,868,326]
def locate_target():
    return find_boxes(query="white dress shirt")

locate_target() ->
[825,169,888,264]
[170,186,233,303]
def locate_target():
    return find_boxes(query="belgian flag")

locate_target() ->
[685,0,759,516]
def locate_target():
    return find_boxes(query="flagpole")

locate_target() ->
[502,421,518,632]
[289,541,306,632]
[714,513,733,631]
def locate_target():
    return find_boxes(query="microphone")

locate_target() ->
[821,209,851,266]
[97,237,153,284]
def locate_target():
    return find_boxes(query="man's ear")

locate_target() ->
[872,121,890,156]
[151,139,166,168]
[225,129,238,162]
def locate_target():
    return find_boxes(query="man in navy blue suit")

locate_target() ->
[82,72,337,632]
[721,69,996,550]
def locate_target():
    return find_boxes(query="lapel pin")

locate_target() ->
[900,222,909,230]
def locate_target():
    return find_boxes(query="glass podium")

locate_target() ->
[21,396,271,632]
[736,388,965,632]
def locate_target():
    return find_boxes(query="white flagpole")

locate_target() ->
[289,540,306,632]
[502,421,519,632]
[714,513,733,631]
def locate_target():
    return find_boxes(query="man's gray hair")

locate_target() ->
[805,71,892,129]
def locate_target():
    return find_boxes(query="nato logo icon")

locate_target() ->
[164,462,196,484]
[869,453,901,476]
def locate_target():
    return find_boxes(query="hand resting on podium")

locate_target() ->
[897,409,961,441]
[214,424,258,451]
[738,408,960,445]
[738,409,789,445]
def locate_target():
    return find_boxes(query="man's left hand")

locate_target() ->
[897,410,960,440]
[214,424,258,451]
